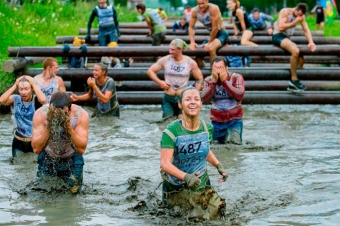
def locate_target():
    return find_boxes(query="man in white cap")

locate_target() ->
[147,38,204,119]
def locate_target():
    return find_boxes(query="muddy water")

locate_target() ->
[0,104,339,225]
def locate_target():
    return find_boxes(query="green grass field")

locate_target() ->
[0,2,339,93]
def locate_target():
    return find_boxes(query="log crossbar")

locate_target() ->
[55,35,340,45]
[8,45,340,57]
[73,91,340,105]
[78,28,324,36]
[23,68,340,81]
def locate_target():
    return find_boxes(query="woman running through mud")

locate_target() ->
[0,75,46,160]
[160,86,228,220]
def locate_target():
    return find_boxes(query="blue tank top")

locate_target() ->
[96,5,114,28]
[163,120,210,186]
[34,76,59,104]
[13,94,35,138]
[212,73,238,110]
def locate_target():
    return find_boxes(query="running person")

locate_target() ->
[136,3,167,46]
[272,3,316,92]
[147,39,204,119]
[188,0,229,66]
[311,2,325,31]
[227,0,257,46]
[0,76,46,158]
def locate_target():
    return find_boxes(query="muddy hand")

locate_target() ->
[184,172,201,189]
[216,163,228,182]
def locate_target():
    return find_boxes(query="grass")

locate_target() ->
[0,2,339,93]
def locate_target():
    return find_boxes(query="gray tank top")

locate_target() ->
[43,105,82,159]
[196,7,214,31]
[34,76,59,104]
[274,13,296,37]
[164,56,191,90]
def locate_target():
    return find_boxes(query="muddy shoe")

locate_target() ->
[69,185,79,195]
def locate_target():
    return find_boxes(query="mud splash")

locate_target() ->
[0,104,339,225]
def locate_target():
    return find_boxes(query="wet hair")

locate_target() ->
[178,86,200,103]
[252,8,260,13]
[136,3,146,11]
[43,57,58,70]
[212,57,228,67]
[296,3,307,14]
[50,92,72,110]
[94,63,108,76]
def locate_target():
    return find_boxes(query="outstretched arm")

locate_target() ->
[301,17,316,52]
[190,59,203,90]
[208,6,221,43]
[87,8,97,36]
[236,8,246,31]
[188,9,198,50]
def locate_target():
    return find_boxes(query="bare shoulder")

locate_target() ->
[156,56,168,66]
[210,3,220,13]
[33,107,46,121]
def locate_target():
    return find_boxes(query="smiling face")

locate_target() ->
[178,89,202,118]
[92,64,106,79]
[169,45,182,58]
[18,81,33,102]
[227,0,237,11]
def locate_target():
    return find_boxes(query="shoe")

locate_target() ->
[289,80,306,91]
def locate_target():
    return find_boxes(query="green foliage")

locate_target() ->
[0,1,138,91]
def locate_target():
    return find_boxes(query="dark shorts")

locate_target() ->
[316,18,324,24]
[152,32,166,46]
[37,151,84,192]
[272,33,288,47]
[12,133,33,157]
[212,119,243,144]
[162,93,182,118]
[216,30,229,46]
[99,25,118,46]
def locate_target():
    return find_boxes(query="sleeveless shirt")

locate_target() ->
[164,56,191,90]
[34,76,59,105]
[43,105,82,159]
[196,7,218,32]
[274,13,296,37]
[232,10,252,31]
[13,94,35,138]
[96,5,114,28]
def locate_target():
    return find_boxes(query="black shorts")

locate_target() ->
[272,33,288,47]
[316,18,324,24]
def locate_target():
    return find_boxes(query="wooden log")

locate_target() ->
[78,28,324,36]
[56,35,339,45]
[8,45,340,57]
[73,91,340,105]
[2,57,46,73]
[23,67,340,81]
[112,80,340,91]
[62,55,340,65]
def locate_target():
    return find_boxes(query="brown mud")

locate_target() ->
[0,104,339,225]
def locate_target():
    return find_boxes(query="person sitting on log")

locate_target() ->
[32,92,89,194]
[188,0,229,67]
[101,42,133,68]
[147,38,204,120]
[248,8,274,36]
[160,86,228,218]
[70,63,120,118]
[69,37,87,69]
[34,57,66,105]
[85,0,120,46]
[201,57,245,145]
[136,3,167,46]
[227,0,257,47]
[0,76,46,161]
[172,16,189,33]
[272,3,316,92]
